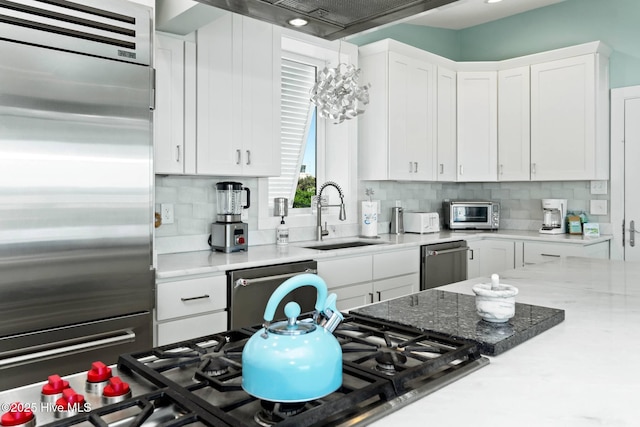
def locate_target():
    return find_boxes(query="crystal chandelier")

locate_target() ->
[310,62,370,124]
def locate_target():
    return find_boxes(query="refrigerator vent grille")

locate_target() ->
[0,0,150,65]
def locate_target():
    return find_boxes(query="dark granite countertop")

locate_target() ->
[350,289,565,356]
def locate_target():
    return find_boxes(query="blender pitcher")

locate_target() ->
[216,181,250,223]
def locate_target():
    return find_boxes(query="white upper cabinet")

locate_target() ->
[456,71,498,181]
[498,66,530,181]
[196,14,281,177]
[530,53,609,180]
[359,42,437,181]
[436,66,457,181]
[357,39,609,183]
[154,33,196,175]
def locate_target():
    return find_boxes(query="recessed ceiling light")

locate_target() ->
[485,0,503,3]
[288,18,308,27]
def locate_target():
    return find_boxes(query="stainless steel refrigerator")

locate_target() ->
[0,0,155,390]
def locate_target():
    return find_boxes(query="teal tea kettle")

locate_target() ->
[241,273,343,402]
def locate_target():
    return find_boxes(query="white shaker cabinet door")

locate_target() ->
[155,34,196,175]
[436,66,457,181]
[457,71,498,182]
[388,52,436,181]
[498,66,530,181]
[530,54,599,180]
[196,14,281,176]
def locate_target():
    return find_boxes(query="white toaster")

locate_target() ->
[404,212,440,234]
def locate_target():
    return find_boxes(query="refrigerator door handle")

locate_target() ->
[0,331,135,369]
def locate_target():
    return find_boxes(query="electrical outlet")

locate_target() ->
[161,203,174,224]
[590,180,608,195]
[590,200,608,215]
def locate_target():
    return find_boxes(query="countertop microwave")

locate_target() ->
[443,200,500,230]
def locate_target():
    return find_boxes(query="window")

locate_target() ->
[268,55,322,211]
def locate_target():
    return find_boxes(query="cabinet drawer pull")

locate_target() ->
[531,163,537,174]
[414,162,418,173]
[459,165,464,175]
[376,291,381,301]
[181,294,210,302]
[439,163,444,174]
[246,150,251,165]
[369,293,374,304]
[176,145,181,162]
[236,149,241,165]
[408,161,413,173]
[540,253,560,258]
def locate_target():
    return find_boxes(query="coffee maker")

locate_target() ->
[210,181,250,252]
[540,198,567,234]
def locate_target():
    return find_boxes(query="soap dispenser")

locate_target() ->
[274,198,289,246]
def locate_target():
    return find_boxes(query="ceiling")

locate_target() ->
[401,0,565,30]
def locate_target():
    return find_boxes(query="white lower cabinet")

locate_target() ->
[523,240,610,265]
[317,247,420,311]
[155,274,227,346]
[467,239,516,279]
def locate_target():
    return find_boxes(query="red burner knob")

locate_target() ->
[42,374,70,395]
[1,405,35,427]
[102,377,131,397]
[86,361,112,383]
[55,388,86,410]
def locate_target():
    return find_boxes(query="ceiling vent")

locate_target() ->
[194,0,459,40]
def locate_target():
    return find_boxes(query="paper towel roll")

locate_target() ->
[361,201,378,237]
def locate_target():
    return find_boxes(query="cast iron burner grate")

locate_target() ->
[39,388,231,427]
[117,316,488,426]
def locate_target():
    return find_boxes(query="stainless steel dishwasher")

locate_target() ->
[227,260,318,329]
[421,240,469,290]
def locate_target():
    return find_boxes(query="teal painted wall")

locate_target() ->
[351,0,640,88]
[348,24,461,60]
[458,0,640,88]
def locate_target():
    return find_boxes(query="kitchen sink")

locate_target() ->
[304,240,386,250]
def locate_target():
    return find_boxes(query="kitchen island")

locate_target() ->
[366,256,640,427]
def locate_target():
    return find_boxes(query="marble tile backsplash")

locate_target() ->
[361,180,609,231]
[154,176,610,253]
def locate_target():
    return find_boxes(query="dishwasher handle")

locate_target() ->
[235,268,318,288]
[426,247,470,256]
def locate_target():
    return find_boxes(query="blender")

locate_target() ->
[210,181,250,252]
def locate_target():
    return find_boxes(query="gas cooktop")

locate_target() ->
[0,314,489,427]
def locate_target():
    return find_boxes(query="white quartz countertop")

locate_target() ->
[369,256,640,427]
[156,230,611,279]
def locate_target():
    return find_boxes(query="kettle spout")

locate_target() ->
[319,293,343,333]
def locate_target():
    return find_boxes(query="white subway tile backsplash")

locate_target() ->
[154,175,611,253]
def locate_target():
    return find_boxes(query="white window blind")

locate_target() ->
[268,58,316,207]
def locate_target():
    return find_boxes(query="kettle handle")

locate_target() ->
[263,273,327,322]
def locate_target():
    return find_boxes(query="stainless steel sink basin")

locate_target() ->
[304,240,386,250]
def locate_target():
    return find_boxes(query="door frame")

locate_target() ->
[610,85,640,260]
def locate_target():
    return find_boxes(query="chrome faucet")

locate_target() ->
[316,181,346,241]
